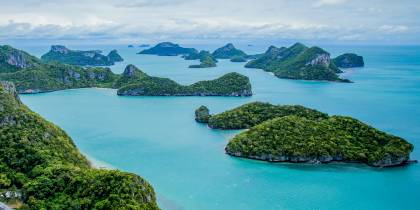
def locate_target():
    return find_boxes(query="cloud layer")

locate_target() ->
[0,0,419,44]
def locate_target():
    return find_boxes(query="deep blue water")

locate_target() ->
[16,43,420,210]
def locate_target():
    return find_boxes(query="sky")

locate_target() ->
[0,0,419,45]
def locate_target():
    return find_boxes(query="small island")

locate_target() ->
[116,65,252,96]
[333,53,364,68]
[41,45,124,66]
[195,105,210,123]
[245,43,363,82]
[0,82,159,209]
[212,43,247,59]
[196,102,414,167]
[188,51,218,68]
[138,42,198,56]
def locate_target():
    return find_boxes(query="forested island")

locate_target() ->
[41,45,123,66]
[0,45,251,96]
[0,81,159,209]
[138,42,198,56]
[212,43,247,59]
[245,43,364,82]
[332,53,365,68]
[116,65,252,96]
[196,102,414,167]
[186,51,218,68]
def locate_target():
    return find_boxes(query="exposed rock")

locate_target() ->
[306,53,331,66]
[123,64,138,77]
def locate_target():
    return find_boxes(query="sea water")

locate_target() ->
[18,43,420,210]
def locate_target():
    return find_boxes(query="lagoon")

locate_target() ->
[19,44,420,210]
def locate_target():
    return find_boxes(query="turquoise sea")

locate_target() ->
[16,43,420,210]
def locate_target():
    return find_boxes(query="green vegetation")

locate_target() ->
[333,53,365,68]
[230,56,247,62]
[138,42,198,56]
[0,82,159,209]
[0,62,117,93]
[212,43,247,59]
[41,45,123,66]
[117,69,252,96]
[188,51,217,68]
[195,106,210,123]
[207,102,328,129]
[225,115,413,167]
[0,46,252,97]
[245,43,353,82]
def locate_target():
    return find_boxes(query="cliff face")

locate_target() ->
[0,45,41,72]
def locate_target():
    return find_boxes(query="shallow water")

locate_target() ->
[19,43,420,210]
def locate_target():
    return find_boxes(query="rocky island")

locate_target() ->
[212,43,247,59]
[197,102,414,167]
[195,105,210,123]
[245,43,363,82]
[116,65,252,96]
[41,45,124,66]
[138,42,198,56]
[0,81,159,209]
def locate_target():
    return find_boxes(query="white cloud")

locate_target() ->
[313,0,347,7]
[0,0,419,44]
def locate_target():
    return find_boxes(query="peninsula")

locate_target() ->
[0,81,158,209]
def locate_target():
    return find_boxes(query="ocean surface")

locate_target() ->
[15,43,420,210]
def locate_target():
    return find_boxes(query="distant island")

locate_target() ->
[187,51,218,68]
[245,43,364,82]
[230,56,247,62]
[116,65,252,96]
[0,45,252,96]
[128,45,134,48]
[139,44,151,48]
[0,81,159,209]
[138,42,198,56]
[212,43,248,59]
[41,45,124,66]
[333,53,365,68]
[196,102,414,167]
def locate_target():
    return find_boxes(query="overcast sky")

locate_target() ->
[0,0,419,44]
